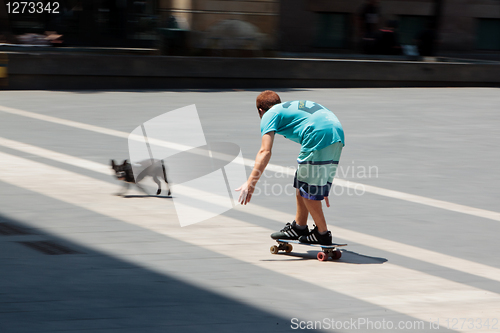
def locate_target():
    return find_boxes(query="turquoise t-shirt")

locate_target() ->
[260,100,345,152]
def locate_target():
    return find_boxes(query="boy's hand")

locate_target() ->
[236,182,254,205]
[325,197,330,208]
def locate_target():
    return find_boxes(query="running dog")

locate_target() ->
[111,159,171,196]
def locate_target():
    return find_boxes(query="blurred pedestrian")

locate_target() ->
[374,20,402,55]
[416,22,438,57]
[357,0,381,54]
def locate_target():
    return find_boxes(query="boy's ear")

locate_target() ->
[111,160,115,168]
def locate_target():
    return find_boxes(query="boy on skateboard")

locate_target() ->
[236,91,345,245]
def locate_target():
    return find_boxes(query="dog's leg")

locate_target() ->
[161,161,172,196]
[134,182,150,196]
[116,182,130,196]
[152,175,161,195]
[164,176,171,196]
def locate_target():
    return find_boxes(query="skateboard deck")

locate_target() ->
[270,239,347,261]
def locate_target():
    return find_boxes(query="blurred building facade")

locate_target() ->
[280,0,500,55]
[2,0,500,55]
[2,0,160,47]
[158,0,278,36]
[158,0,279,53]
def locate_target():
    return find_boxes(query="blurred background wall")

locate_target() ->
[158,0,278,55]
[280,0,500,57]
[2,0,160,47]
[1,0,500,57]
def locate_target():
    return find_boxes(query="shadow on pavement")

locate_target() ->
[0,214,310,333]
[262,250,387,264]
[123,195,172,199]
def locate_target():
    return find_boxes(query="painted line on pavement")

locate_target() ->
[1,104,499,223]
[1,136,500,285]
[0,150,498,332]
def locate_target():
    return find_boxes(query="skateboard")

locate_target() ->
[270,239,347,261]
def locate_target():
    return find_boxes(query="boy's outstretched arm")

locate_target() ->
[236,132,275,205]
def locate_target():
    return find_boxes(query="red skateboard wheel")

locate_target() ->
[317,252,328,261]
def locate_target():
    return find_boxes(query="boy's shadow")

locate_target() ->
[264,250,387,264]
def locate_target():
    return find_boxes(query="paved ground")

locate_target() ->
[0,88,499,333]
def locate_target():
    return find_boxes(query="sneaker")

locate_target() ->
[298,225,332,245]
[270,221,309,240]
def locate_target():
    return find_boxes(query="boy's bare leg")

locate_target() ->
[302,196,328,233]
[295,189,309,226]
